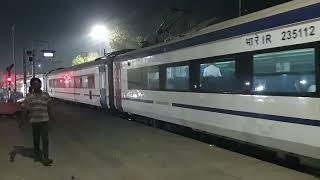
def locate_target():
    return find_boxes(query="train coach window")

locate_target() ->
[64,79,70,88]
[74,76,82,88]
[54,79,58,88]
[49,79,54,88]
[165,65,190,91]
[127,66,160,90]
[69,78,74,88]
[146,66,159,90]
[88,75,95,88]
[200,59,238,92]
[82,76,89,88]
[253,48,316,94]
[58,79,65,88]
[128,68,145,89]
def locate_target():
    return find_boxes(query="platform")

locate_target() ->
[0,102,317,180]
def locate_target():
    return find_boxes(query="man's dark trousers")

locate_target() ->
[32,122,49,159]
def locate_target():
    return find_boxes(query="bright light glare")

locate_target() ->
[300,80,307,85]
[43,52,54,57]
[89,25,110,41]
[38,64,41,68]
[255,85,265,92]
[17,98,25,102]
[245,81,250,86]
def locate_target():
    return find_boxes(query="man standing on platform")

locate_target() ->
[22,77,53,166]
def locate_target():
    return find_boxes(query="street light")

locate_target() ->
[89,25,110,41]
[27,41,56,77]
[41,50,56,58]
[89,25,110,56]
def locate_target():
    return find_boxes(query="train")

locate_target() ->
[24,0,320,167]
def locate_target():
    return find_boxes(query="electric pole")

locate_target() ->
[12,24,16,90]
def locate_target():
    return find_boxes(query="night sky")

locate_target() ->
[0,0,291,78]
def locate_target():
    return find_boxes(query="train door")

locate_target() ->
[114,61,123,112]
[99,65,108,109]
[107,60,115,111]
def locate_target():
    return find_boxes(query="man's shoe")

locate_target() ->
[46,158,53,164]
[41,158,53,166]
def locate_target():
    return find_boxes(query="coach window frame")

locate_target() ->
[249,42,320,97]
[197,55,238,94]
[82,75,89,88]
[145,65,160,90]
[64,78,70,88]
[52,79,56,88]
[87,74,95,89]
[54,79,58,88]
[236,53,253,94]
[74,76,82,88]
[127,67,146,90]
[189,60,200,92]
[49,79,53,88]
[126,65,161,90]
[69,77,74,88]
[124,43,319,97]
[316,45,320,97]
[57,78,65,88]
[184,53,252,94]
[161,61,191,92]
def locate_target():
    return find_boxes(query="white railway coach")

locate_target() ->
[46,50,132,109]
[45,0,320,167]
[112,0,320,165]
[47,60,108,108]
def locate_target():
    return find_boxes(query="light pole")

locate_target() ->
[32,40,48,77]
[23,48,27,96]
[11,24,16,91]
[30,40,55,77]
[89,25,110,56]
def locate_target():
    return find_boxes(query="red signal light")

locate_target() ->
[6,77,12,85]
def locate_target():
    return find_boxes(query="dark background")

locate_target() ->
[0,0,292,77]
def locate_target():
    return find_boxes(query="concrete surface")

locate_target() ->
[0,102,318,180]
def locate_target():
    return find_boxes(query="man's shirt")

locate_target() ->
[23,91,51,123]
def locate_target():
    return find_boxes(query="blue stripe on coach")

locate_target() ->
[172,103,320,127]
[116,3,320,61]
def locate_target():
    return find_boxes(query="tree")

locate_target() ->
[108,20,143,52]
[72,53,99,66]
